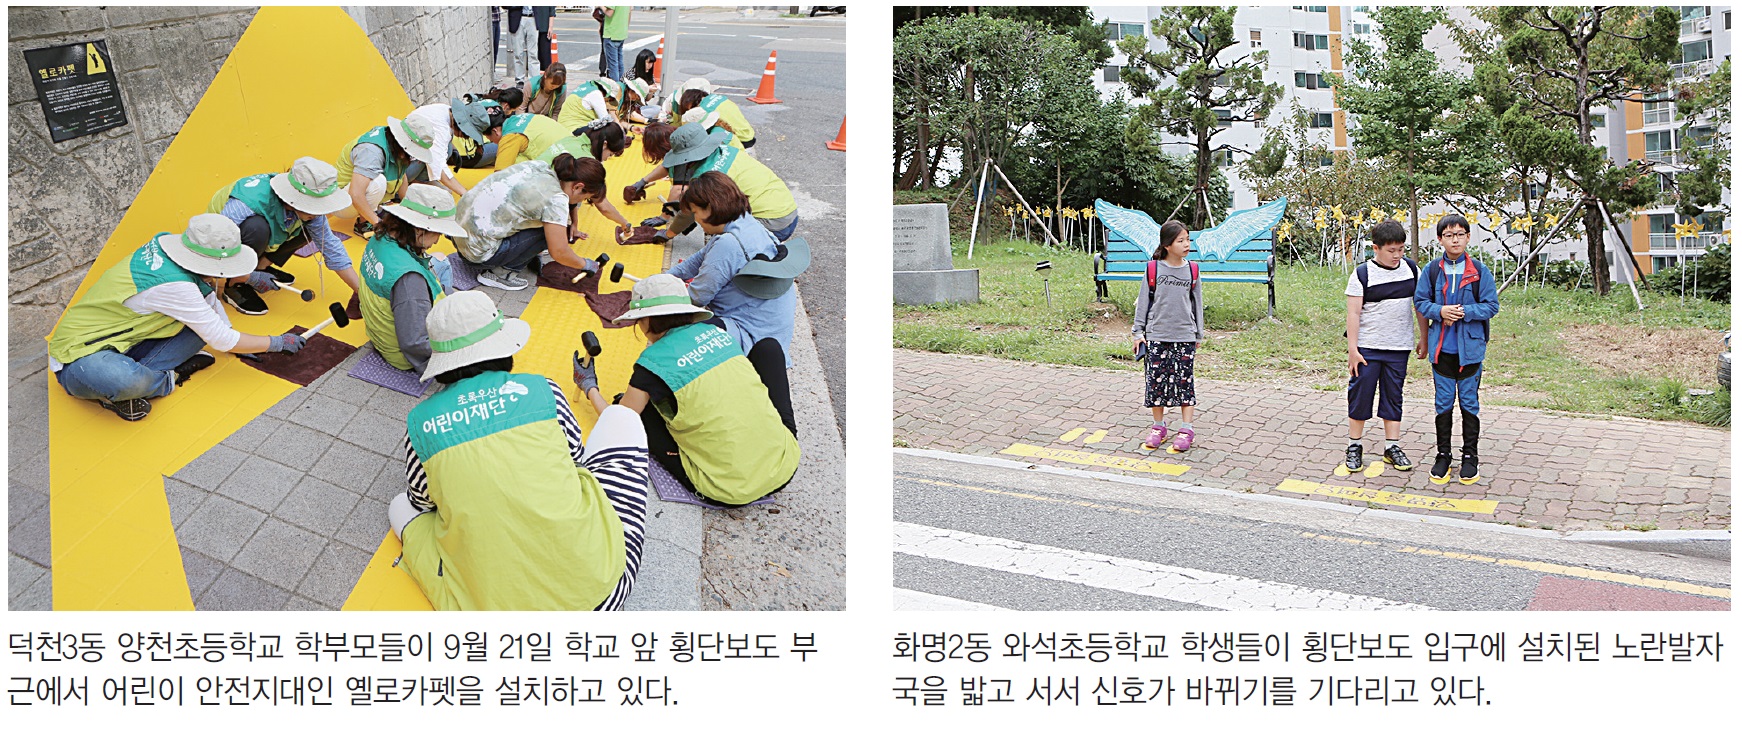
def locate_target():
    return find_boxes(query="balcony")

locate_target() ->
[1649,232,1722,251]
[1672,59,1716,80]
[1644,148,1681,163]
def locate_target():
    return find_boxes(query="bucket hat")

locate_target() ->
[662,124,733,169]
[681,106,721,131]
[421,290,533,381]
[388,114,446,171]
[269,157,350,216]
[156,213,258,279]
[613,273,713,324]
[622,78,650,104]
[383,184,467,240]
[734,236,811,299]
[450,98,491,142]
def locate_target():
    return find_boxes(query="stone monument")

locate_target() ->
[893,203,979,305]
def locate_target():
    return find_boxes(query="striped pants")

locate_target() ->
[582,405,650,611]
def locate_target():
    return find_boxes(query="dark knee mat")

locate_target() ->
[533,263,635,328]
[239,326,359,386]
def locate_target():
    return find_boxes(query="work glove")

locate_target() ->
[640,215,669,228]
[268,333,307,354]
[623,180,648,203]
[572,351,599,393]
[244,271,281,292]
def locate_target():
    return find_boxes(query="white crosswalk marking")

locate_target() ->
[894,588,1004,611]
[895,522,1430,611]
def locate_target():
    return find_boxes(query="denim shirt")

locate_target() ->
[666,213,796,366]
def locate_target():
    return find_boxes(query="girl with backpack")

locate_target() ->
[1132,220,1205,453]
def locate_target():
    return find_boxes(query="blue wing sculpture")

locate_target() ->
[1195,197,1289,262]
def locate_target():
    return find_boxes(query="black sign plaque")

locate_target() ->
[24,40,128,143]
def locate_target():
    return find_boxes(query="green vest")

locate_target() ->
[402,371,625,611]
[687,146,799,221]
[335,126,404,197]
[637,323,800,505]
[557,80,606,130]
[358,236,444,371]
[206,174,303,251]
[700,94,756,144]
[502,114,568,163]
[536,135,598,163]
[47,235,213,364]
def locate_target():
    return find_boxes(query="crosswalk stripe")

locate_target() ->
[894,522,1430,611]
[894,588,1004,611]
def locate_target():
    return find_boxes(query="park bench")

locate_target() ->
[1092,198,1284,319]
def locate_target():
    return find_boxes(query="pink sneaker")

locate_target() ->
[1141,424,1168,450]
[1167,427,1195,453]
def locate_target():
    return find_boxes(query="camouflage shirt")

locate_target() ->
[454,161,570,262]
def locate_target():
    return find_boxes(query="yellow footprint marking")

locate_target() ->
[1059,428,1085,442]
[1083,430,1108,444]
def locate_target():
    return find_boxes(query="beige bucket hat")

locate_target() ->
[269,157,350,215]
[421,290,533,381]
[613,273,713,324]
[383,183,467,240]
[156,213,258,279]
[387,114,445,171]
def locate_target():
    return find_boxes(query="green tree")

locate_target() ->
[1477,6,1680,296]
[894,6,1113,66]
[1672,58,1730,220]
[1119,6,1282,228]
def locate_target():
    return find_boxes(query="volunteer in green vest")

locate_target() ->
[524,63,567,119]
[608,273,799,507]
[454,154,631,291]
[665,172,805,367]
[535,119,627,164]
[556,77,651,132]
[358,184,465,376]
[408,99,489,197]
[206,157,356,315]
[664,77,714,122]
[624,123,800,244]
[335,113,446,236]
[676,88,757,150]
[389,290,651,610]
[486,111,570,170]
[47,214,310,421]
[451,101,507,169]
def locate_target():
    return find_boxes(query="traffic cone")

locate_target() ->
[747,50,782,104]
[826,118,846,151]
[652,36,664,80]
[549,30,559,66]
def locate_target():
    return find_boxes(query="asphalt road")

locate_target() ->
[894,451,1731,611]
[502,9,849,436]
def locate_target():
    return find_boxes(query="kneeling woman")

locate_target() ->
[390,291,650,610]
[610,274,800,507]
[453,154,631,291]
[357,184,466,376]
[666,172,800,365]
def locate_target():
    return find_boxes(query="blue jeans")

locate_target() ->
[760,213,800,242]
[56,327,208,403]
[602,37,624,81]
[478,227,548,270]
[1432,357,1483,416]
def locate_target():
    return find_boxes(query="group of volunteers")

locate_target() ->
[45,14,811,610]
[1132,214,1497,485]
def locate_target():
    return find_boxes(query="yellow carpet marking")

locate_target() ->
[999,442,1189,476]
[1083,429,1108,444]
[1277,478,1498,514]
[1059,428,1084,443]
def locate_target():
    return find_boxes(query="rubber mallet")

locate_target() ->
[570,252,613,284]
[278,283,317,302]
[303,302,352,339]
[572,331,603,381]
[607,262,641,284]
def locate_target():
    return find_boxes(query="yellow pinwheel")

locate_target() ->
[1487,212,1503,230]
[1350,212,1366,227]
[1369,206,1387,222]
[1330,205,1346,222]
[1513,215,1536,231]
[1543,213,1558,229]
[1277,220,1294,240]
[1673,220,1702,239]
[1392,209,1407,223]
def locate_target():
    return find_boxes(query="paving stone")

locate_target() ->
[197,568,289,611]
[9,480,48,528]
[366,461,411,503]
[283,595,329,612]
[179,546,225,600]
[10,506,51,567]
[263,389,311,419]
[9,554,48,602]
[309,441,394,494]
[171,443,250,491]
[11,568,51,611]
[162,477,208,528]
[9,372,49,426]
[261,421,338,471]
[276,476,361,537]
[215,455,303,511]
[175,495,266,563]
[334,498,390,552]
[363,387,419,420]
[345,410,408,457]
[295,542,371,608]
[221,414,285,453]
[229,519,325,591]
[313,366,382,406]
[8,423,50,489]
[288,393,360,436]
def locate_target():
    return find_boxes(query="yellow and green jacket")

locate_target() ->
[48,235,211,365]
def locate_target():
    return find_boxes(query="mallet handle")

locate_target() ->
[304,317,336,338]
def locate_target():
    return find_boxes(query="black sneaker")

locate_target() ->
[1459,454,1481,485]
[1343,443,1363,473]
[1383,444,1413,471]
[100,397,151,421]
[1429,452,1453,485]
[354,219,374,237]
[172,352,216,386]
[222,282,269,315]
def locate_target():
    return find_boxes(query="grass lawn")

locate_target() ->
[895,236,1732,427]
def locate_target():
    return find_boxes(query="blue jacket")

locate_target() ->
[1413,254,1499,365]
[666,213,796,367]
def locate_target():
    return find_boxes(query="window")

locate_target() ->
[1354,6,1370,12]
[1590,112,1606,128]
[1686,125,1717,148]
[1649,213,1677,249]
[1212,150,1235,168]
[1353,23,1371,35]
[1642,92,1675,125]
[1214,109,1233,127]
[1319,154,1335,167]
[1309,112,1334,128]
[1645,129,1678,161]
[1294,71,1325,89]
[1105,22,1146,41]
[1681,39,1712,64]
[1304,6,1328,12]
[1294,32,1328,49]
[1250,29,1262,47]
[1103,64,1122,82]
[1725,11,1731,30]
[1524,182,1545,202]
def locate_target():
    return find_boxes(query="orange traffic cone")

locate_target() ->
[549,31,559,65]
[826,118,846,151]
[652,36,664,80]
[747,50,782,104]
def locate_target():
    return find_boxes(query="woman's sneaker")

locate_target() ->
[1459,454,1481,485]
[172,352,216,386]
[1141,424,1168,451]
[1383,444,1413,471]
[478,266,529,291]
[100,397,151,422]
[222,282,269,315]
[1167,427,1195,454]
[1429,452,1453,485]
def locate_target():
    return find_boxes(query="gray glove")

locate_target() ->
[572,351,599,393]
[268,333,307,354]
[244,271,281,291]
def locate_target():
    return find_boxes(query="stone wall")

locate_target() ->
[7,6,491,367]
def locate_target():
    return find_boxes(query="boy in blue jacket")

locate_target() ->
[1413,214,1499,485]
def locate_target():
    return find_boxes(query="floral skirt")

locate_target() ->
[1143,341,1197,408]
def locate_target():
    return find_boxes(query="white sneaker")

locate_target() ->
[478,266,529,291]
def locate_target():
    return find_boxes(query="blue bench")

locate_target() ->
[1092,198,1280,318]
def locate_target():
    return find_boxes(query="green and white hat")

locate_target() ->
[613,273,713,324]
[421,290,533,381]
[270,157,350,216]
[622,77,650,104]
[383,183,467,240]
[680,105,720,130]
[388,113,445,171]
[156,213,258,279]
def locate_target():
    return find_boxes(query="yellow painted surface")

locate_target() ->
[1000,442,1189,476]
[46,7,408,610]
[339,532,432,611]
[1276,478,1498,514]
[1398,546,1730,599]
[1083,429,1107,444]
[1059,427,1085,442]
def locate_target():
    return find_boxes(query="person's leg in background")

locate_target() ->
[603,37,623,81]
[747,338,796,435]
[535,6,553,71]
[582,404,649,611]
